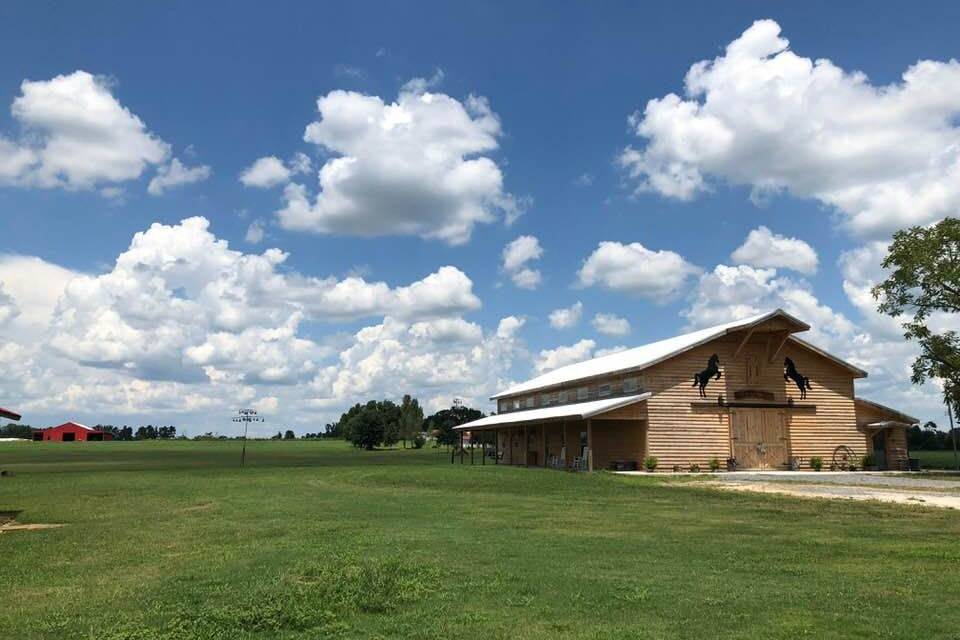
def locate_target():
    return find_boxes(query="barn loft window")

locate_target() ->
[577,386,588,401]
[513,398,521,410]
[558,390,569,404]
[598,383,612,397]
[623,377,639,393]
[525,396,535,409]
[541,393,552,406]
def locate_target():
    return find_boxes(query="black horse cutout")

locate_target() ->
[784,357,812,399]
[693,354,722,398]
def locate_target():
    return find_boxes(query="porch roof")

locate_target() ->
[454,393,651,431]
[0,407,21,421]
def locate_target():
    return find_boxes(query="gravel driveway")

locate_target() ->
[700,471,960,509]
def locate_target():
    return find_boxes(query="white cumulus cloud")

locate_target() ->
[577,241,700,300]
[274,80,524,244]
[502,235,543,289]
[731,226,818,274]
[0,71,188,193]
[240,156,291,188]
[549,301,583,330]
[147,158,211,195]
[534,339,596,374]
[592,313,631,336]
[620,19,960,236]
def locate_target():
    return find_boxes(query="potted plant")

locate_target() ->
[643,456,658,473]
[672,464,681,472]
[810,456,823,472]
[688,463,701,473]
[726,457,738,472]
[861,454,876,471]
[708,457,721,472]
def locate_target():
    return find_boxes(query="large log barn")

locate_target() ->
[455,309,918,472]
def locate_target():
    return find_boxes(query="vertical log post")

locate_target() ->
[587,419,594,472]
[541,423,547,468]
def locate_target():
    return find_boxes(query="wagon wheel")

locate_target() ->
[832,445,855,470]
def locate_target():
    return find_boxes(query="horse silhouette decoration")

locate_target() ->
[692,354,722,398]
[784,357,812,399]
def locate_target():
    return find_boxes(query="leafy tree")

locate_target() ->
[380,400,401,447]
[284,429,296,440]
[135,425,159,440]
[424,401,484,447]
[346,401,386,450]
[873,218,960,391]
[397,394,424,448]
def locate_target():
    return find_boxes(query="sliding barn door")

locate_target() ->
[731,409,789,470]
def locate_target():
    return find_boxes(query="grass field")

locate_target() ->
[914,449,960,470]
[2,440,960,639]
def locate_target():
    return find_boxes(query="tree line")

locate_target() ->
[910,422,960,451]
[329,396,483,450]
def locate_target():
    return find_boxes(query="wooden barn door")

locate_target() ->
[731,409,789,470]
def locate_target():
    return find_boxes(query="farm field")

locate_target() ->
[2,440,960,639]
[914,449,960,470]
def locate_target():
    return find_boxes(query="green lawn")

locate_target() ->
[914,449,960,470]
[2,440,960,639]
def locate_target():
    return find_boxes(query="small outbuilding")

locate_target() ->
[34,422,114,442]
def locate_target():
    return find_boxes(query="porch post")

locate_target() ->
[587,419,594,472]
[541,423,547,467]
[523,424,528,467]
[495,429,499,465]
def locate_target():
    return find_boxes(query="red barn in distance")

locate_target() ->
[33,422,114,442]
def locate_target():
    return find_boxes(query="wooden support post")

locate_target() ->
[587,419,594,472]
[523,425,528,467]
[460,430,464,464]
[482,430,486,465]
[471,434,475,465]
[541,423,547,467]
[495,429,499,465]
[560,420,567,469]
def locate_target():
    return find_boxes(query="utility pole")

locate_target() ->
[948,398,958,471]
[232,409,264,467]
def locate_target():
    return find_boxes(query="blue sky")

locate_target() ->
[1,1,958,434]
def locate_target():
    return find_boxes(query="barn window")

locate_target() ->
[577,386,588,401]
[598,383,612,397]
[525,396,535,409]
[623,377,639,393]
[558,390,569,404]
[513,398,521,410]
[541,393,553,406]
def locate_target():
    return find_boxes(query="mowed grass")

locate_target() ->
[914,449,960,470]
[2,441,960,639]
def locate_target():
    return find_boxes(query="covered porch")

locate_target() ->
[454,393,650,472]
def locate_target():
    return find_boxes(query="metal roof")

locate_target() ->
[491,309,864,399]
[0,407,21,421]
[454,393,652,431]
[856,397,919,425]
